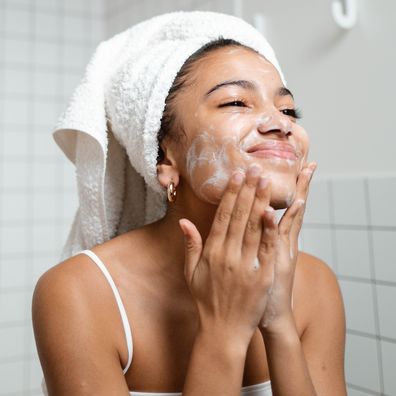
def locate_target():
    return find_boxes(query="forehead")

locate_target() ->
[189,46,282,89]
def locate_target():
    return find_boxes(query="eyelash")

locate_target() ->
[218,100,303,119]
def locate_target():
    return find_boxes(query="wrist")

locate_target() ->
[259,313,299,341]
[196,324,250,359]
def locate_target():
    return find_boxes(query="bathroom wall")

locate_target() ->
[0,0,105,394]
[0,0,394,395]
[300,174,396,396]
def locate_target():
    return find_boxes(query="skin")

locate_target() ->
[32,47,347,395]
[160,46,309,210]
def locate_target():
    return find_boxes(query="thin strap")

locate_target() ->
[80,249,133,374]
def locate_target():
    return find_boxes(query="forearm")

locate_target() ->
[182,328,248,396]
[260,318,317,396]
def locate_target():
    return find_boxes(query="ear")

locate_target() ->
[156,140,180,189]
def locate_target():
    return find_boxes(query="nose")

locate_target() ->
[256,111,293,137]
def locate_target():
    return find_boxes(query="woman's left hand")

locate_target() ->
[258,161,317,335]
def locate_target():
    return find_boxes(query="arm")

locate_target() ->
[260,254,347,396]
[182,327,249,396]
[32,263,130,396]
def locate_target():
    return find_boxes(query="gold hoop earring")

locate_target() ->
[167,181,177,203]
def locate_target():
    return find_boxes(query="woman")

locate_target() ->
[32,12,346,396]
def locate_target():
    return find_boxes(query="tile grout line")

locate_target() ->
[347,328,396,345]
[0,0,5,292]
[347,382,384,396]
[364,177,385,395]
[327,179,339,273]
[22,0,36,393]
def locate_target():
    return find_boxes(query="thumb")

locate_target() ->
[178,218,203,285]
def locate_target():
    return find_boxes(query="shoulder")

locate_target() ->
[32,252,101,311]
[295,251,340,293]
[294,251,345,331]
[32,249,132,393]
[32,249,125,362]
[32,251,132,393]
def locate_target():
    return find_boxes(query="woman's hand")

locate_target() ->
[258,162,317,334]
[178,163,277,346]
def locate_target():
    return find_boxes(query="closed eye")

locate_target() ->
[218,100,247,108]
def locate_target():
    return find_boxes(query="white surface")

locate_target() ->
[376,285,396,340]
[368,176,396,227]
[381,340,396,395]
[0,326,25,359]
[300,228,335,269]
[339,280,376,334]
[332,178,368,226]
[0,257,28,288]
[304,180,331,224]
[0,360,25,394]
[345,333,381,393]
[0,291,29,323]
[334,229,371,279]
[372,230,396,283]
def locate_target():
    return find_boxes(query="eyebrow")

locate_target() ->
[204,79,294,99]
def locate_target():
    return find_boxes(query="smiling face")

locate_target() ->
[164,46,310,209]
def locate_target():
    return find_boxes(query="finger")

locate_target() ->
[278,162,316,239]
[206,170,245,246]
[179,219,203,286]
[289,162,317,247]
[226,163,263,248]
[241,176,271,258]
[257,206,278,284]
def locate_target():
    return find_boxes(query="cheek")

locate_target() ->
[185,132,247,204]
[295,127,310,166]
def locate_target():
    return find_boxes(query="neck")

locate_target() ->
[147,181,218,280]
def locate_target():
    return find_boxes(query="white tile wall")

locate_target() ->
[332,178,368,226]
[1,1,395,395]
[345,333,381,393]
[372,230,396,283]
[303,179,332,224]
[381,340,396,395]
[301,174,396,395]
[0,0,105,394]
[339,280,376,334]
[376,285,396,340]
[368,176,396,227]
[335,229,372,279]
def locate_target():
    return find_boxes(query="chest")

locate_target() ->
[119,287,271,392]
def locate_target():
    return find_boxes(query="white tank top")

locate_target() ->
[41,249,272,395]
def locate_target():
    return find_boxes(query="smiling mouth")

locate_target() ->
[246,141,299,161]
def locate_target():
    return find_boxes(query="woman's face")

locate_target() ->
[171,46,310,209]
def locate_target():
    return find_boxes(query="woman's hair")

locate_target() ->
[156,37,257,162]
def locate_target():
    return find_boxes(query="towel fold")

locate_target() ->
[53,10,286,261]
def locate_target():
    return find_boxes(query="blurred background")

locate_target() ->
[0,0,395,395]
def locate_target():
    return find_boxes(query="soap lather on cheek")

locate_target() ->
[186,132,245,204]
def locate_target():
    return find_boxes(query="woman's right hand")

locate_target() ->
[178,163,277,345]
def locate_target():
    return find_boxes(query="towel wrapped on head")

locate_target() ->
[53,10,286,261]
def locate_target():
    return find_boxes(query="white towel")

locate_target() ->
[53,10,286,261]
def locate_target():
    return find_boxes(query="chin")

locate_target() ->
[268,177,297,210]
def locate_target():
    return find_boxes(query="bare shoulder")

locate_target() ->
[32,247,131,394]
[293,255,347,394]
[295,251,340,294]
[293,251,345,330]
[32,251,106,317]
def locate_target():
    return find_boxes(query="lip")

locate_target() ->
[246,141,298,161]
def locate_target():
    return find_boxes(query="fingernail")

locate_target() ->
[248,163,262,177]
[232,172,244,184]
[264,206,275,213]
[308,162,317,173]
[259,177,268,189]
[296,199,305,206]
